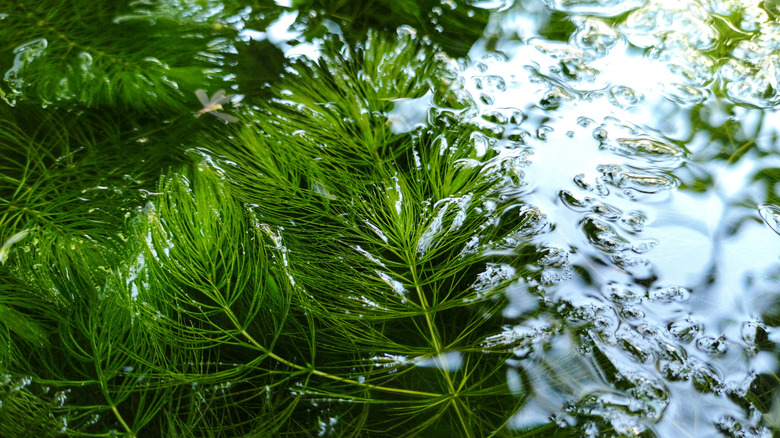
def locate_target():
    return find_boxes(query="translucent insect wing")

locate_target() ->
[211,111,238,123]
[195,89,210,106]
[194,89,238,122]
[209,89,231,106]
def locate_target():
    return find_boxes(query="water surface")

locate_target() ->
[1,0,779,436]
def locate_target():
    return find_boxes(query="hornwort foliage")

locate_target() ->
[0,4,548,435]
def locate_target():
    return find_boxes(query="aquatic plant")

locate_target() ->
[0,8,542,435]
[3,0,780,437]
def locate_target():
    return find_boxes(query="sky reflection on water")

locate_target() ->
[446,1,780,435]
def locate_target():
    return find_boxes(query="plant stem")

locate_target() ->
[406,251,474,437]
[213,290,441,398]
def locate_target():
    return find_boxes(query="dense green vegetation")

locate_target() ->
[0,1,544,436]
[2,0,780,437]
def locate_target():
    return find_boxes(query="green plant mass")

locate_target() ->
[4,0,780,437]
[0,2,543,436]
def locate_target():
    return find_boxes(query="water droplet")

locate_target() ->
[609,85,644,108]
[690,361,724,393]
[696,335,728,357]
[536,126,553,140]
[4,38,48,93]
[620,211,646,232]
[648,286,690,303]
[559,190,589,210]
[571,17,620,56]
[758,204,780,236]
[580,216,631,252]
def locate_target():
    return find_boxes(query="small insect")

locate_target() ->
[195,89,238,122]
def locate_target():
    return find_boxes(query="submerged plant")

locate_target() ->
[0,24,549,435]
[7,1,776,436]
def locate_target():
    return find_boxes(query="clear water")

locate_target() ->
[449,2,780,436]
[451,2,780,436]
[2,0,780,437]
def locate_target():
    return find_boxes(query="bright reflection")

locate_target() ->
[434,0,780,434]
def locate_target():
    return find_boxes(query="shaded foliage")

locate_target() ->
[292,0,489,58]
[0,20,539,436]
